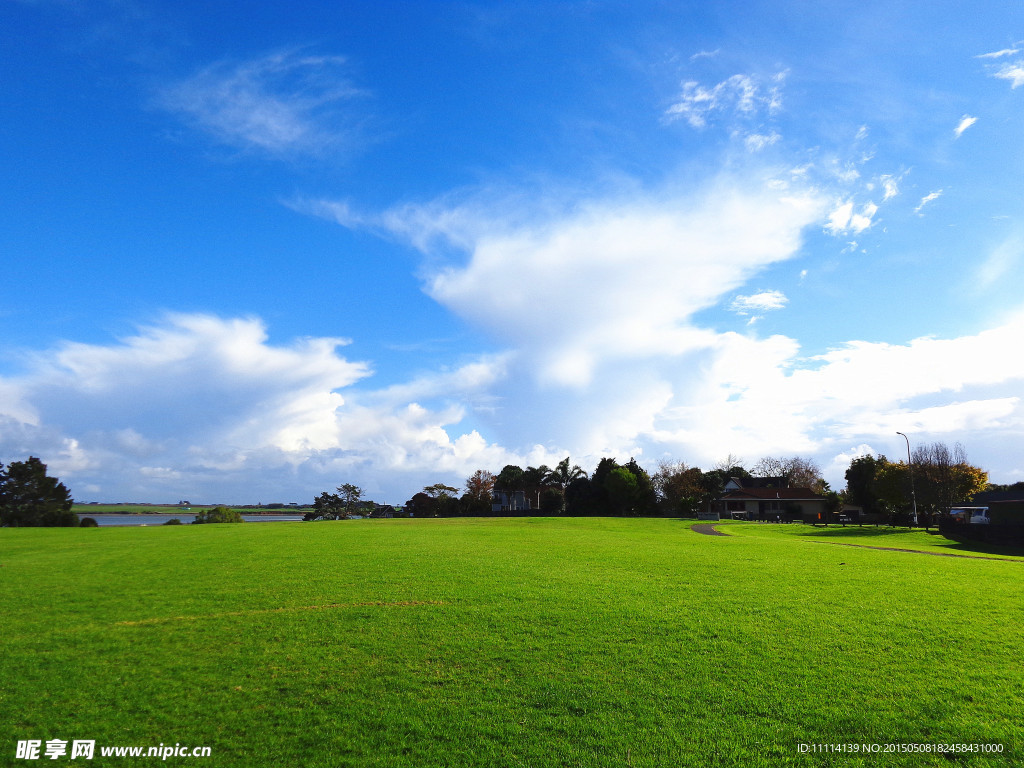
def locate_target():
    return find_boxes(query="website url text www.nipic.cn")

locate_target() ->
[15,740,212,760]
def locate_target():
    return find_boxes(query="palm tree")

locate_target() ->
[523,465,552,510]
[545,457,587,492]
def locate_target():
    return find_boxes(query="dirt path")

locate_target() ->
[805,540,1023,562]
[691,523,729,536]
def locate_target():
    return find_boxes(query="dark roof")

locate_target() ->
[729,476,789,489]
[720,487,825,501]
[972,491,1024,504]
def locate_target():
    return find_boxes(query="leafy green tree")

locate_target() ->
[0,457,76,527]
[564,475,599,516]
[605,467,641,516]
[193,506,243,524]
[310,491,345,520]
[622,459,657,514]
[653,461,706,516]
[404,492,437,517]
[337,483,365,516]
[844,455,883,515]
[537,488,563,515]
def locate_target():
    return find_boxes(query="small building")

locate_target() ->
[715,486,828,522]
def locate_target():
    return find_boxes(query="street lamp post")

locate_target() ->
[896,431,918,526]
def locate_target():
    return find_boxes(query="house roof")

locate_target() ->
[726,476,789,489]
[720,487,825,501]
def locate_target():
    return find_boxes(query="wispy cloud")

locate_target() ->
[690,49,720,61]
[879,173,901,201]
[665,72,783,129]
[978,46,1024,88]
[975,232,1023,290]
[954,115,978,138]
[159,49,367,156]
[914,190,942,215]
[744,131,781,152]
[729,290,788,322]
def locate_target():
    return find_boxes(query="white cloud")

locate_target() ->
[665,73,783,129]
[879,174,900,201]
[159,50,365,156]
[406,176,825,386]
[954,115,978,138]
[825,200,876,235]
[914,190,942,214]
[977,47,1024,88]
[994,63,1024,88]
[744,131,781,151]
[977,47,1021,59]
[0,315,526,502]
[730,290,788,315]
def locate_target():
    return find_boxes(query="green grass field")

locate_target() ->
[2,518,1021,767]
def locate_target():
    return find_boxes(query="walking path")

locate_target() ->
[688,523,1022,561]
[691,523,729,536]
[805,540,1023,562]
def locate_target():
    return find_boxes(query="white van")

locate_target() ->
[950,506,990,524]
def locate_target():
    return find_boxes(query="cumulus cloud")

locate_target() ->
[954,115,978,138]
[0,315,525,502]
[825,200,877,234]
[159,49,366,156]
[403,176,825,386]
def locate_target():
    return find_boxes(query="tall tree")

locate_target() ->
[463,470,495,515]
[844,455,883,515]
[753,456,825,491]
[545,457,587,492]
[623,458,657,515]
[337,483,365,516]
[912,442,987,518]
[653,461,706,516]
[0,457,76,527]
[523,465,552,510]
[605,467,641,516]
[464,470,495,502]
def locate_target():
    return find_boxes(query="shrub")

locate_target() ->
[79,517,99,527]
[192,506,243,524]
[163,518,183,525]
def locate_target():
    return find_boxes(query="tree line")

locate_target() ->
[0,439,997,527]
[313,442,991,523]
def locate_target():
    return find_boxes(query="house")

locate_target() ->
[714,477,828,522]
[491,490,532,514]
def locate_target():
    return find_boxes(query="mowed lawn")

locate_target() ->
[1,518,1022,767]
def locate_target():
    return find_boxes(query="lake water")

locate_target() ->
[79,514,305,526]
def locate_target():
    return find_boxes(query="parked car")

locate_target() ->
[950,506,990,524]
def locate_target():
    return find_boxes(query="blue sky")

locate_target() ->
[2,0,1024,504]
